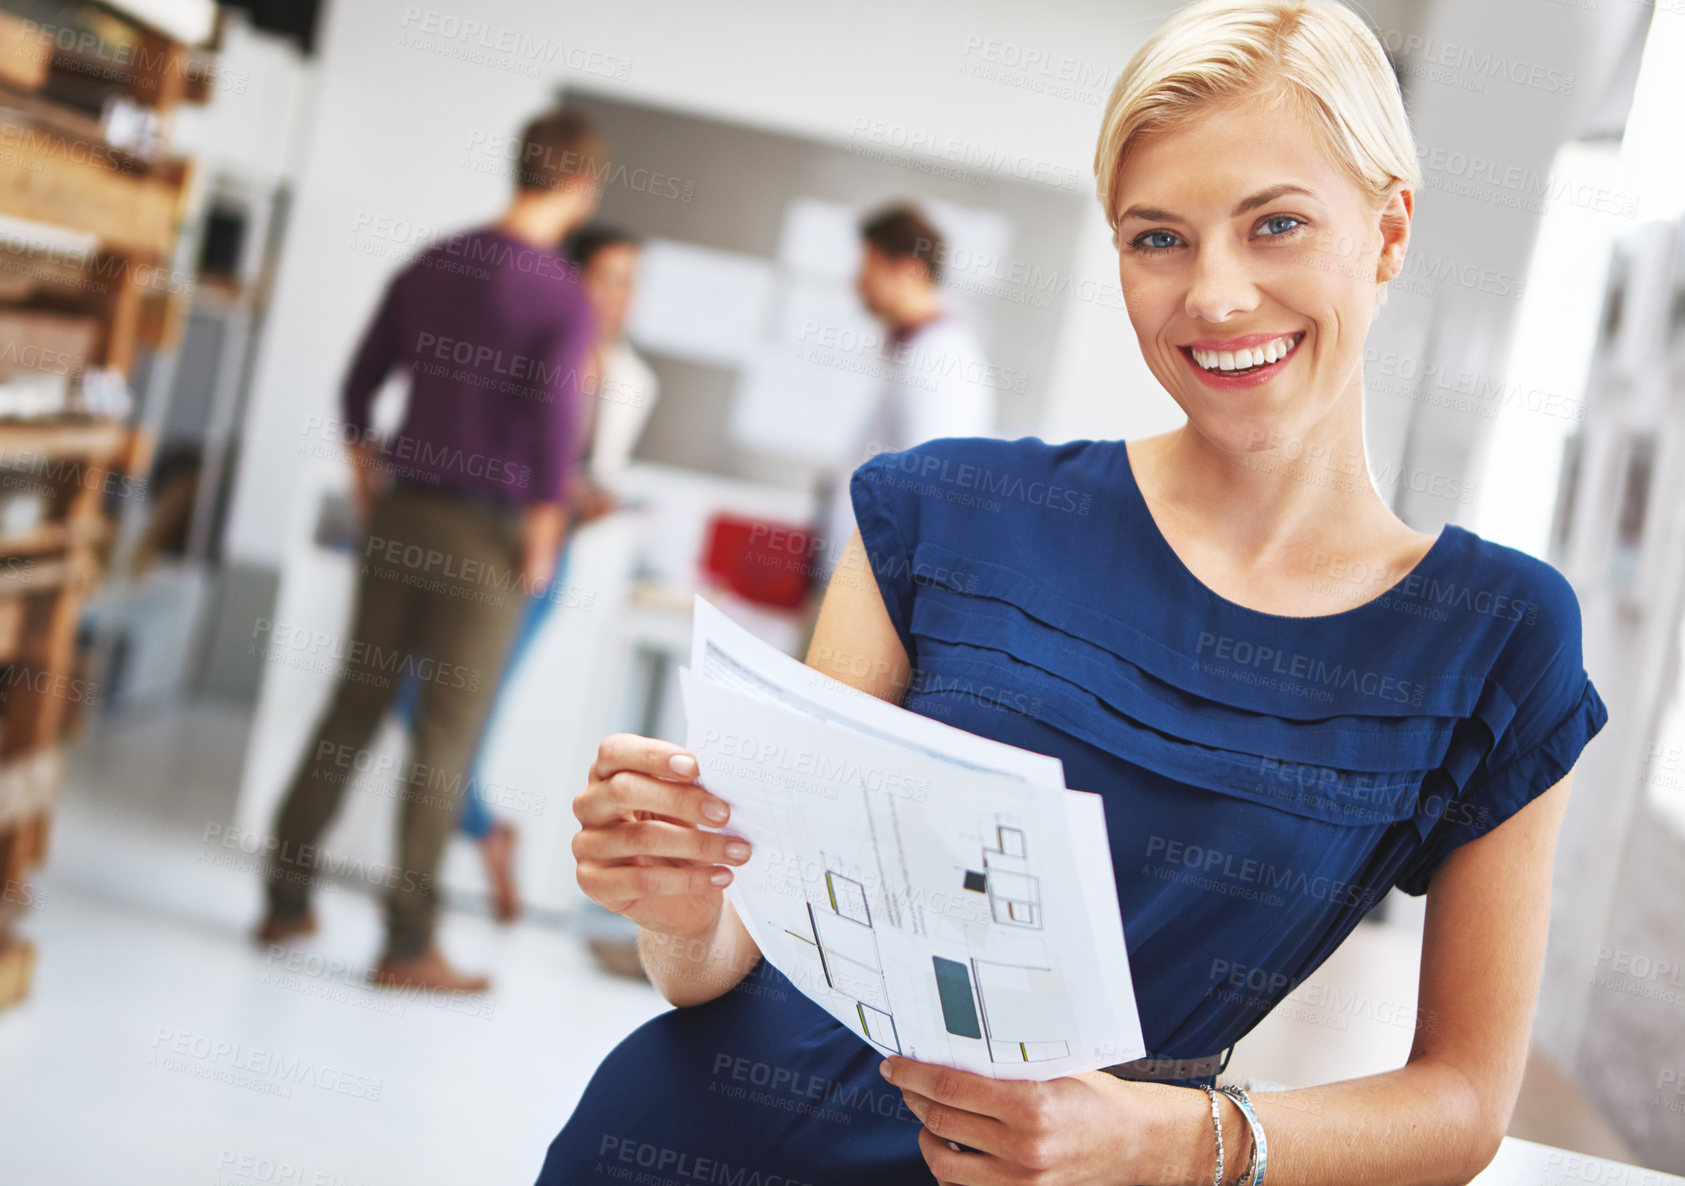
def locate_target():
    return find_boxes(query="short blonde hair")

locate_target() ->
[1093,0,1421,234]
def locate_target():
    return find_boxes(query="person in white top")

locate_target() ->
[570,227,661,511]
[815,203,998,580]
[558,227,668,980]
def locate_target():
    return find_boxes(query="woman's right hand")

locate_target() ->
[572,733,750,942]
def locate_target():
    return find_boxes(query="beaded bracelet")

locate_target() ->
[1199,1084,1225,1186]
[1219,1085,1268,1186]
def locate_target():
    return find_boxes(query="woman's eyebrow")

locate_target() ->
[1117,183,1317,224]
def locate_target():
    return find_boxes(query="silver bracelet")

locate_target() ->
[1235,1144,1259,1186]
[1199,1084,1225,1186]
[1219,1085,1268,1186]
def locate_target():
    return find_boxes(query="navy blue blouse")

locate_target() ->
[849,434,1608,1061]
[533,433,1610,1186]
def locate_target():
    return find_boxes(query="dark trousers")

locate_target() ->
[264,483,526,960]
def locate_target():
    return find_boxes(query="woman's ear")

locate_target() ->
[1376,182,1413,284]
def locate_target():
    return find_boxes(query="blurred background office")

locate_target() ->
[0,0,1684,1182]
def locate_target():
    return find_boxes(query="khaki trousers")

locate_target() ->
[264,483,527,960]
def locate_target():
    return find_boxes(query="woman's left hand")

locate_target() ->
[881,1056,1163,1184]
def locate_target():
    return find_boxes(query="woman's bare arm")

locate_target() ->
[639,527,914,1006]
[801,526,916,704]
[1140,769,1576,1185]
[637,897,763,1008]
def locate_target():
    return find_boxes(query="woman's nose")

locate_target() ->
[1184,242,1259,324]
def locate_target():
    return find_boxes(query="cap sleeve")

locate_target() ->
[848,447,927,665]
[1395,562,1609,896]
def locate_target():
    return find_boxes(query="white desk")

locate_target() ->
[608,579,811,742]
[1475,1137,1683,1184]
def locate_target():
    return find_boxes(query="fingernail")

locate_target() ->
[669,754,697,776]
[947,1141,962,1153]
[879,1060,892,1081]
[702,800,728,824]
[709,870,731,886]
[724,841,750,861]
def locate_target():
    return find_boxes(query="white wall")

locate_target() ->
[170,10,312,190]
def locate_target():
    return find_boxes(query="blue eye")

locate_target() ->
[1128,216,1304,256]
[1128,230,1180,256]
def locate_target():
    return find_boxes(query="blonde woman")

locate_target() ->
[539,2,1608,1182]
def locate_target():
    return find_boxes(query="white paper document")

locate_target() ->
[679,596,1145,1079]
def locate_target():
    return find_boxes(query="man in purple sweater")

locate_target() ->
[254,109,604,993]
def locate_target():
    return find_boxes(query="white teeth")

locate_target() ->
[1192,334,1300,372]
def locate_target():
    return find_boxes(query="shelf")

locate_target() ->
[94,0,218,48]
[0,103,193,262]
[0,518,110,558]
[0,80,125,169]
[0,14,51,93]
[0,416,130,461]
[0,555,72,596]
[0,307,102,378]
[0,937,36,1014]
[0,0,211,1017]
[0,748,62,830]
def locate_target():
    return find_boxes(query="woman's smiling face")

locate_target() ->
[1111,98,1410,456]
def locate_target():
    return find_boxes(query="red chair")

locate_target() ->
[701,513,819,608]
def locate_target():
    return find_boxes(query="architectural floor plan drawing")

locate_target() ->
[788,862,901,1053]
[977,819,1042,929]
[678,596,1146,1080]
[971,957,1076,1063]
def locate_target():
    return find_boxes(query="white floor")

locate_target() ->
[0,702,669,1186]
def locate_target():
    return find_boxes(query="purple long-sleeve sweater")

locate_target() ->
[340,224,596,506]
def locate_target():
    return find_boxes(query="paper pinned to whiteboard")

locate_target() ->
[922,199,1015,282]
[729,277,887,464]
[730,345,879,465]
[626,239,776,367]
[777,198,862,282]
[774,279,882,350]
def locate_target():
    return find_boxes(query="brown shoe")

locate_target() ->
[479,821,522,924]
[369,945,491,994]
[587,936,648,982]
[252,910,317,946]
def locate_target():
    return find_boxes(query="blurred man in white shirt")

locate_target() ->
[814,203,998,579]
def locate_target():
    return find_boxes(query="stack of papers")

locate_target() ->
[678,595,1146,1080]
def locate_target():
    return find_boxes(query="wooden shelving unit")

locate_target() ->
[0,0,214,1012]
